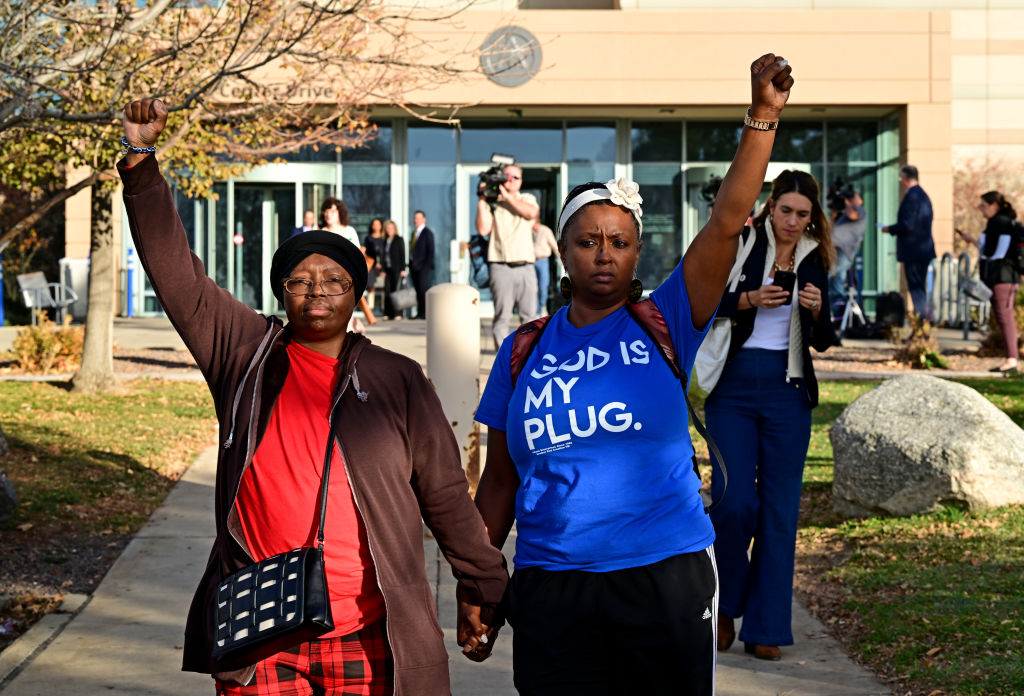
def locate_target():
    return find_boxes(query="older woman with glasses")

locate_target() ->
[118,97,507,696]
[472,54,795,694]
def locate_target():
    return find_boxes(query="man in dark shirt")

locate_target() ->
[883,165,936,319]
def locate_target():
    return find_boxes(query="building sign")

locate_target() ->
[479,26,542,88]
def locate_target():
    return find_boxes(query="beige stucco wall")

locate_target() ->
[403,8,954,253]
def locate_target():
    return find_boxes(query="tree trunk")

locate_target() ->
[0,422,9,456]
[72,180,118,393]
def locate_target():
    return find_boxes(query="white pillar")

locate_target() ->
[426,283,482,486]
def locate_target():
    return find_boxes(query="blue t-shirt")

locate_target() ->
[475,262,715,572]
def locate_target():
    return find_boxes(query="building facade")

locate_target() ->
[65,2,1024,318]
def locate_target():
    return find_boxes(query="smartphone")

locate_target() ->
[771,270,797,305]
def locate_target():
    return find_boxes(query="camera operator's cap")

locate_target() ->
[557,178,644,237]
[270,230,368,302]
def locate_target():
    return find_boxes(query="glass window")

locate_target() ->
[277,144,339,163]
[342,164,391,240]
[410,165,456,287]
[461,122,562,163]
[633,164,682,290]
[827,122,878,164]
[409,125,457,163]
[213,183,228,289]
[685,122,740,162]
[567,123,615,162]
[174,188,196,250]
[568,163,614,190]
[343,124,392,163]
[632,122,682,162]
[772,123,823,163]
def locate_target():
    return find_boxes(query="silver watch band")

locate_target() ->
[744,108,779,132]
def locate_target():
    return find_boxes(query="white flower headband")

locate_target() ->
[556,178,644,238]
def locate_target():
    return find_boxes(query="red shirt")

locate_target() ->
[237,340,385,637]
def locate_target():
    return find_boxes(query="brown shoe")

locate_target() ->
[744,643,782,661]
[717,614,736,651]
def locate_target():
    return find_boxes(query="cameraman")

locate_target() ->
[827,186,866,314]
[476,163,541,347]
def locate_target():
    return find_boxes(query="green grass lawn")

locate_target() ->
[800,377,1024,696]
[0,379,217,533]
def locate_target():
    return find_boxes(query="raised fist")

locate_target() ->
[122,98,168,151]
[749,54,794,121]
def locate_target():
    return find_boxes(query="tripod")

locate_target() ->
[838,261,866,338]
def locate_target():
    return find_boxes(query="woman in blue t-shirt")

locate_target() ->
[471,54,796,694]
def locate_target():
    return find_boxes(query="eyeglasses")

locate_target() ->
[507,174,522,180]
[282,277,353,296]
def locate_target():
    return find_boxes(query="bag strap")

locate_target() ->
[316,375,352,551]
[625,300,727,513]
[727,227,757,293]
[508,304,727,513]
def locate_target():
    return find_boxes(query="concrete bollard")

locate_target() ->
[426,283,482,487]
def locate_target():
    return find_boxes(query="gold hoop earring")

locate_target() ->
[628,278,644,303]
[560,276,573,301]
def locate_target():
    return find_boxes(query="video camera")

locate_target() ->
[700,174,723,204]
[827,176,857,213]
[478,153,516,203]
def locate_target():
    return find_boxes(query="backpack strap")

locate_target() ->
[510,315,552,388]
[626,300,728,514]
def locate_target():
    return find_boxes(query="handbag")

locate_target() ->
[694,229,757,393]
[211,424,338,665]
[388,277,417,313]
[961,275,993,302]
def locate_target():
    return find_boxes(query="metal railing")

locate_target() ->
[928,252,989,335]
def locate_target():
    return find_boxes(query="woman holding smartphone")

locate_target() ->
[704,169,836,661]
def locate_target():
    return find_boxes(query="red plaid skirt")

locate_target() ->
[214,619,394,696]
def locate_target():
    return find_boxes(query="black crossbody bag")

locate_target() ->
[211,421,338,664]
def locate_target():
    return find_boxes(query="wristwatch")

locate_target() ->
[744,109,779,131]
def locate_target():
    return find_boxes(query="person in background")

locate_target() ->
[409,210,435,320]
[472,54,795,694]
[532,216,558,315]
[705,169,835,662]
[381,219,407,320]
[118,97,507,695]
[882,165,935,319]
[290,209,316,237]
[827,189,866,315]
[475,164,540,348]
[957,191,1020,373]
[364,217,385,313]
[321,197,376,330]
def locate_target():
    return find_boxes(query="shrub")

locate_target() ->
[894,313,949,369]
[9,313,84,373]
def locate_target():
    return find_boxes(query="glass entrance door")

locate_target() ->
[234,185,295,311]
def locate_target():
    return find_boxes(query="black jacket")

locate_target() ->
[979,215,1021,286]
[716,226,836,408]
[409,226,435,272]
[382,235,406,273]
[889,185,936,263]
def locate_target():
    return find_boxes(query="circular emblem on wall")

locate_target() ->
[479,26,542,88]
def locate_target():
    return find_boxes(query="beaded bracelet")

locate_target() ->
[120,136,157,156]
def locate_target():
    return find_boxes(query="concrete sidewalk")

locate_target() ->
[0,317,894,695]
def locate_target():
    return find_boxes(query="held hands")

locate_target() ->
[750,53,794,121]
[457,601,499,662]
[122,98,168,158]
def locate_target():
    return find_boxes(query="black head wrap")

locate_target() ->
[269,230,368,302]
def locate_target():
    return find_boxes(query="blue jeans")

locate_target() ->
[534,258,550,315]
[903,259,932,319]
[705,349,812,646]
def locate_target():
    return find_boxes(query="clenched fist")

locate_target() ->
[749,54,794,122]
[122,98,168,164]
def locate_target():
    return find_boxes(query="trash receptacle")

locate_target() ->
[59,257,90,321]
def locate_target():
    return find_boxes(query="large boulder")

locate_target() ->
[831,374,1024,517]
